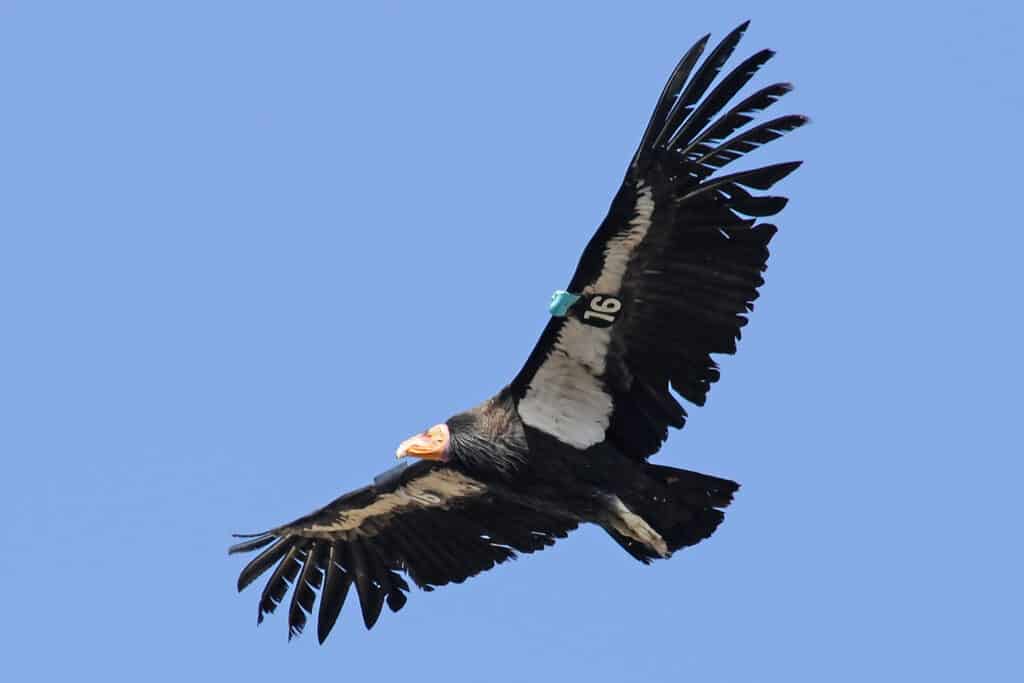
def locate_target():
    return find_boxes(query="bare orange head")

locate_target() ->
[395,423,450,461]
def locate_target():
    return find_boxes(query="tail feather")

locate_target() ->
[606,464,739,563]
[645,463,739,509]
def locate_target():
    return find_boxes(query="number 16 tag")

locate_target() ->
[578,294,622,328]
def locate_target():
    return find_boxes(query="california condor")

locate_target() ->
[231,21,806,643]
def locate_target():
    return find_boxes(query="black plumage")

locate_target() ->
[316,545,350,644]
[230,22,804,644]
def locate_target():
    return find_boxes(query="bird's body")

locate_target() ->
[231,21,806,643]
[445,393,738,560]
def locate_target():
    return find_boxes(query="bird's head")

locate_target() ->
[395,423,450,462]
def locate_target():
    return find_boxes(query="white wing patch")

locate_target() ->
[519,319,614,449]
[304,469,486,535]
[519,182,655,449]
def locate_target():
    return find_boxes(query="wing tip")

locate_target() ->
[721,20,752,46]
[228,532,275,556]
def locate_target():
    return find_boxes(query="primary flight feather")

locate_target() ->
[230,21,805,643]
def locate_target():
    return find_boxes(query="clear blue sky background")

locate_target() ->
[2,2,1021,681]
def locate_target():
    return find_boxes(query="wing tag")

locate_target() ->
[549,290,581,317]
[577,294,622,328]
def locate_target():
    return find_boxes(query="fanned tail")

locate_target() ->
[606,464,740,564]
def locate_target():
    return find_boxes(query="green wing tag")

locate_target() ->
[549,290,581,317]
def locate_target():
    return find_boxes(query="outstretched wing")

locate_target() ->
[511,22,805,459]
[230,460,577,643]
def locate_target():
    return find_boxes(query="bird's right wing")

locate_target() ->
[510,22,804,459]
[229,460,577,643]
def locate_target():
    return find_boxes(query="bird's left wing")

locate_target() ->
[230,460,577,643]
[510,22,805,459]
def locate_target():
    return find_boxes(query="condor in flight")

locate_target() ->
[231,22,805,643]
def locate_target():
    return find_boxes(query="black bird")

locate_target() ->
[231,21,806,644]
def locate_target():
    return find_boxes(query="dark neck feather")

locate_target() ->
[446,395,527,476]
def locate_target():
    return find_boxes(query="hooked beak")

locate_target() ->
[396,423,450,461]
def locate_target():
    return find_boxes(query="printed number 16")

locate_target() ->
[583,295,621,324]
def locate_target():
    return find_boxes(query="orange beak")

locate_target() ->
[396,423,450,461]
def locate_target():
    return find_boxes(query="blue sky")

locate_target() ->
[2,1,1021,680]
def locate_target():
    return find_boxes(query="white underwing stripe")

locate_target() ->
[518,318,614,449]
[593,182,655,293]
[304,469,487,535]
[519,182,655,449]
